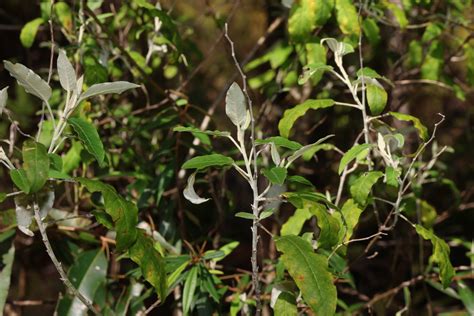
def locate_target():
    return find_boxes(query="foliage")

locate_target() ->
[0,0,473,315]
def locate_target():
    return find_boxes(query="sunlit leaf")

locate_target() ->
[415,225,454,288]
[389,111,429,141]
[20,18,44,48]
[338,144,372,174]
[275,235,337,315]
[367,80,387,115]
[335,0,360,35]
[350,171,383,207]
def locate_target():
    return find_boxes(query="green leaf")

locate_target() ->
[130,231,167,300]
[406,40,423,68]
[275,235,337,315]
[54,2,73,32]
[298,63,333,85]
[338,144,371,174]
[3,60,51,103]
[367,81,387,115]
[278,99,334,138]
[0,243,15,311]
[285,191,338,211]
[256,137,303,151]
[225,82,247,128]
[263,167,287,185]
[357,67,382,79]
[57,50,77,92]
[78,81,140,103]
[173,126,230,137]
[78,178,138,251]
[384,166,400,188]
[334,199,363,244]
[183,266,198,316]
[235,212,256,220]
[10,169,30,193]
[19,18,44,48]
[68,117,106,166]
[286,135,334,166]
[56,249,108,316]
[23,141,49,193]
[350,171,383,207]
[309,203,340,249]
[421,23,443,43]
[288,0,333,42]
[281,207,312,236]
[274,292,297,316]
[415,225,455,288]
[384,2,408,28]
[48,153,63,171]
[182,154,234,170]
[389,111,429,141]
[335,0,361,35]
[362,18,381,45]
[458,281,474,315]
[421,41,443,80]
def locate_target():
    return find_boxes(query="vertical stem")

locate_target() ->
[225,23,261,314]
[33,199,99,314]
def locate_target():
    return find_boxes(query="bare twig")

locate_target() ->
[33,199,99,314]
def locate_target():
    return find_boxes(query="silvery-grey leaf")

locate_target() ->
[183,172,210,204]
[14,196,34,237]
[225,82,247,128]
[78,81,140,103]
[264,184,286,211]
[3,60,51,103]
[57,50,77,92]
[270,143,281,166]
[39,190,54,220]
[0,86,8,116]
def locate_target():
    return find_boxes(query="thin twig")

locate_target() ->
[33,199,99,314]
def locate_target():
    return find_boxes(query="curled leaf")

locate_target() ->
[183,172,210,204]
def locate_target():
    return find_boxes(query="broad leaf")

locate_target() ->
[3,60,51,103]
[129,231,167,300]
[225,82,247,128]
[23,140,49,193]
[415,225,454,288]
[389,111,429,141]
[278,99,334,138]
[0,243,15,311]
[10,168,30,193]
[182,266,198,316]
[362,18,381,45]
[335,0,360,35]
[334,199,363,244]
[288,0,333,42]
[274,292,297,316]
[182,154,234,170]
[78,178,138,251]
[183,172,210,204]
[78,81,140,103]
[20,18,44,48]
[173,126,230,137]
[68,117,105,166]
[280,207,312,236]
[275,235,337,315]
[384,2,408,28]
[56,249,107,316]
[338,143,372,174]
[309,203,340,249]
[57,50,77,91]
[263,167,287,185]
[350,171,383,207]
[367,81,387,115]
[285,191,338,211]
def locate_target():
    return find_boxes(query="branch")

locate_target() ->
[33,199,99,314]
